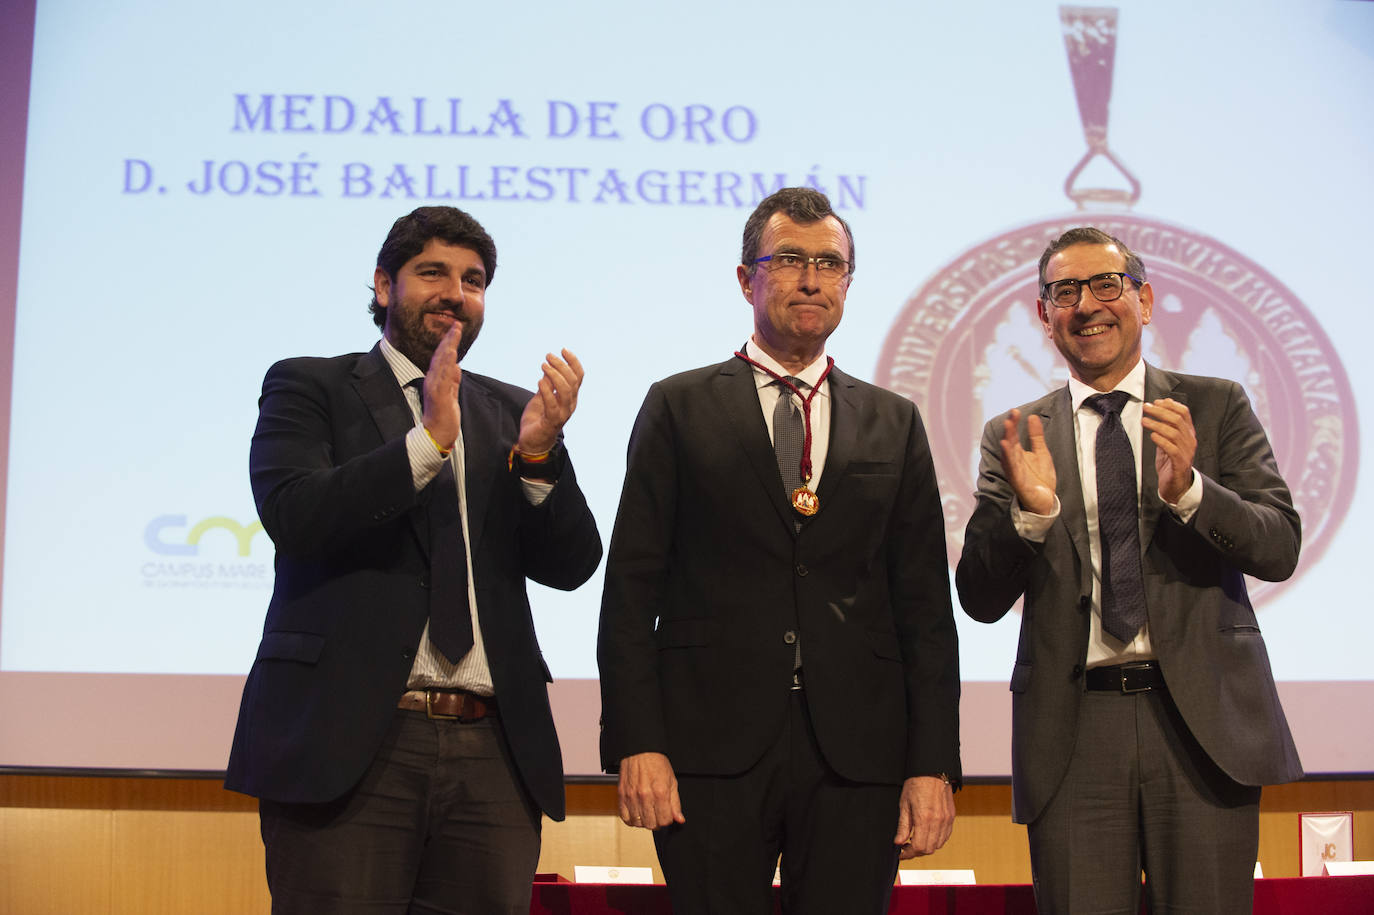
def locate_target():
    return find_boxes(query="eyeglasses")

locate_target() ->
[1041,272,1140,308]
[752,252,851,280]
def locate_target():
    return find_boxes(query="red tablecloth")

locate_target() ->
[530,875,1374,914]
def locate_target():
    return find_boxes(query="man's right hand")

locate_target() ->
[422,323,463,450]
[999,408,1056,515]
[617,752,685,830]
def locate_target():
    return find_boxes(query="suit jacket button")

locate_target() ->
[401,648,414,660]
[783,630,797,645]
[1072,664,1084,678]
[1078,596,1090,611]
[795,564,808,577]
[419,575,430,589]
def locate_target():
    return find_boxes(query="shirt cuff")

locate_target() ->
[1166,471,1202,523]
[1011,495,1060,543]
[521,479,553,505]
[406,426,445,492]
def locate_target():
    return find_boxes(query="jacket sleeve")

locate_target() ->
[1180,380,1300,582]
[249,358,419,559]
[888,401,963,783]
[516,455,604,592]
[955,413,1042,624]
[596,384,676,770]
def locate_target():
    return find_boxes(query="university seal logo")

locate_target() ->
[875,7,1356,605]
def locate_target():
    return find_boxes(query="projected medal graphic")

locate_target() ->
[875,6,1356,605]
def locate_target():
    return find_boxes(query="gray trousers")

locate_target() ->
[1028,686,1261,914]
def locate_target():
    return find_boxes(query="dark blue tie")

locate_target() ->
[414,380,474,661]
[1087,391,1147,643]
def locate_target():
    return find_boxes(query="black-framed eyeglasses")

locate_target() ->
[1041,272,1140,308]
[752,252,851,280]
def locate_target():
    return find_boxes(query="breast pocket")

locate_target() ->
[847,460,897,476]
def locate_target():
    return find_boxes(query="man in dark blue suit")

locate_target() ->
[226,206,602,914]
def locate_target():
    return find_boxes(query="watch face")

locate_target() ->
[875,211,1356,608]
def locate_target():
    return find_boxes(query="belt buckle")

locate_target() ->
[1118,662,1153,694]
[425,690,460,721]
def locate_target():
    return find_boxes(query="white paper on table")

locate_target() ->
[572,865,654,884]
[898,869,977,885]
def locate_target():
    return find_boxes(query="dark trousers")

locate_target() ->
[1027,687,1261,915]
[654,690,901,915]
[259,709,541,915]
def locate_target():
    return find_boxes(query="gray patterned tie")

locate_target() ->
[773,377,805,499]
[1087,391,1147,643]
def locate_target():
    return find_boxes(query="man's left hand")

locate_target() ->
[1143,397,1196,504]
[893,775,955,859]
[516,349,584,455]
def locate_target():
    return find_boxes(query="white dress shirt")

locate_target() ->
[1012,360,1202,668]
[743,338,831,493]
[379,337,552,695]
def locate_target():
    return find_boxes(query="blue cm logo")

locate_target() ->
[144,515,265,557]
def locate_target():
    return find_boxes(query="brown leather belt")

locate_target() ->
[1085,661,1166,693]
[398,688,497,721]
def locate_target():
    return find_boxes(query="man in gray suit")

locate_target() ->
[956,227,1302,913]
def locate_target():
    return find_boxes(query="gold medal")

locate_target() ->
[733,351,836,522]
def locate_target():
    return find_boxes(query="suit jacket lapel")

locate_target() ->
[353,344,428,550]
[1041,387,1092,590]
[714,356,797,531]
[458,378,508,554]
[355,345,414,442]
[815,366,856,505]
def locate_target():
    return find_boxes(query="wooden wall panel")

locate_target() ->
[545,785,665,881]
[1259,779,1374,877]
[544,782,1033,886]
[1,774,1369,913]
[111,811,269,915]
[0,808,112,915]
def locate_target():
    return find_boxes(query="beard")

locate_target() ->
[384,301,483,370]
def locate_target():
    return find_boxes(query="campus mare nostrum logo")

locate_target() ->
[141,514,271,589]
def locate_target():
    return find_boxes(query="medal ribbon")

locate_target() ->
[734,351,834,485]
[1059,5,1140,206]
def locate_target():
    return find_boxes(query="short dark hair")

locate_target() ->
[740,187,855,275]
[1037,226,1146,288]
[368,206,498,328]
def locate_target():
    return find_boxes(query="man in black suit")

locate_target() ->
[226,206,602,914]
[597,187,961,914]
[957,227,1302,913]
